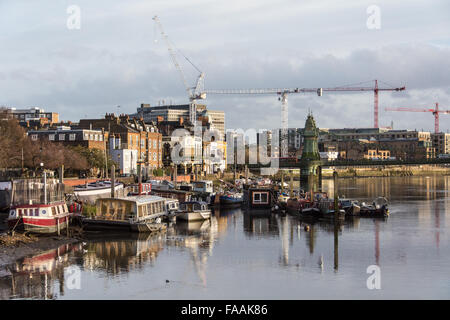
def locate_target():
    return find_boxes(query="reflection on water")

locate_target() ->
[1,175,449,299]
[0,243,82,299]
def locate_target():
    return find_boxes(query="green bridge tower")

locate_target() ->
[299,112,323,187]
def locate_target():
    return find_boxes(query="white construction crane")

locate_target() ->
[152,15,206,125]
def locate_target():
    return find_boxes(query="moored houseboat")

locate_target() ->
[82,195,168,232]
[219,192,243,208]
[128,182,152,196]
[243,187,275,212]
[73,180,124,204]
[8,202,71,234]
[177,201,211,221]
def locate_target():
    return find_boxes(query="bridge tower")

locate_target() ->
[299,112,323,188]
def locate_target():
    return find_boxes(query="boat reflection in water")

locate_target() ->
[0,243,82,300]
[166,215,219,287]
[80,232,165,276]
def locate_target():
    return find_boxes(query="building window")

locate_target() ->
[99,135,103,141]
[49,134,55,141]
[153,141,157,149]
[31,134,38,141]
[141,139,145,148]
[90,134,94,140]
[129,136,132,146]
[149,139,152,149]
[59,134,65,141]
[69,134,76,141]
[83,133,89,140]
[94,134,98,141]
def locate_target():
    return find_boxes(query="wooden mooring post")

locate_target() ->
[333,171,339,216]
[111,164,115,198]
[333,170,339,270]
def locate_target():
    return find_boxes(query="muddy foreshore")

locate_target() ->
[0,214,81,269]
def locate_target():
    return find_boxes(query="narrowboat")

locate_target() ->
[177,201,211,221]
[7,177,72,234]
[7,202,71,234]
[82,195,168,232]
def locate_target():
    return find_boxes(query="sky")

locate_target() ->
[0,0,449,132]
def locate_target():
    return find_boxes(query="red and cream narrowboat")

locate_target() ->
[7,202,71,234]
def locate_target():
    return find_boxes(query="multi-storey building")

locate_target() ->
[134,103,225,140]
[27,126,107,150]
[78,114,162,175]
[1,107,59,126]
[431,133,450,155]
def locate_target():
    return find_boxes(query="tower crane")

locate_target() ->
[152,15,205,126]
[385,103,450,133]
[202,80,405,157]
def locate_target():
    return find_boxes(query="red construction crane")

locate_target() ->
[385,103,450,133]
[321,80,405,129]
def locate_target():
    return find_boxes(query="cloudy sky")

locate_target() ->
[1,0,449,132]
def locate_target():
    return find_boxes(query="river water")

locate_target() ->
[1,175,449,299]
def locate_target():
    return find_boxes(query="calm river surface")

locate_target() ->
[1,175,449,299]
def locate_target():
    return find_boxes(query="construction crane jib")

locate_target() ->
[152,15,205,126]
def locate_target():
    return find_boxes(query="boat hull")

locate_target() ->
[82,216,167,233]
[177,210,211,221]
[8,215,70,234]
[219,196,243,208]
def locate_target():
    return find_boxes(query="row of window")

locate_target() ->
[137,201,165,217]
[129,136,161,149]
[30,133,104,142]
[14,204,68,217]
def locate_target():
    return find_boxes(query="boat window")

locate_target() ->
[253,192,269,204]
[261,193,268,203]
[34,208,39,216]
[52,207,56,216]
[194,203,201,211]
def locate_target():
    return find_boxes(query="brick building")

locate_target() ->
[78,114,162,175]
[27,126,107,150]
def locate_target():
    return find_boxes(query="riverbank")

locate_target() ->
[321,164,450,178]
[0,234,80,271]
[0,215,81,270]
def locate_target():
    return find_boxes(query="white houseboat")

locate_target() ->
[73,180,124,204]
[177,201,211,221]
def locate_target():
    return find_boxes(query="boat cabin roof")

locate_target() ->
[98,195,166,205]
[181,200,208,205]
